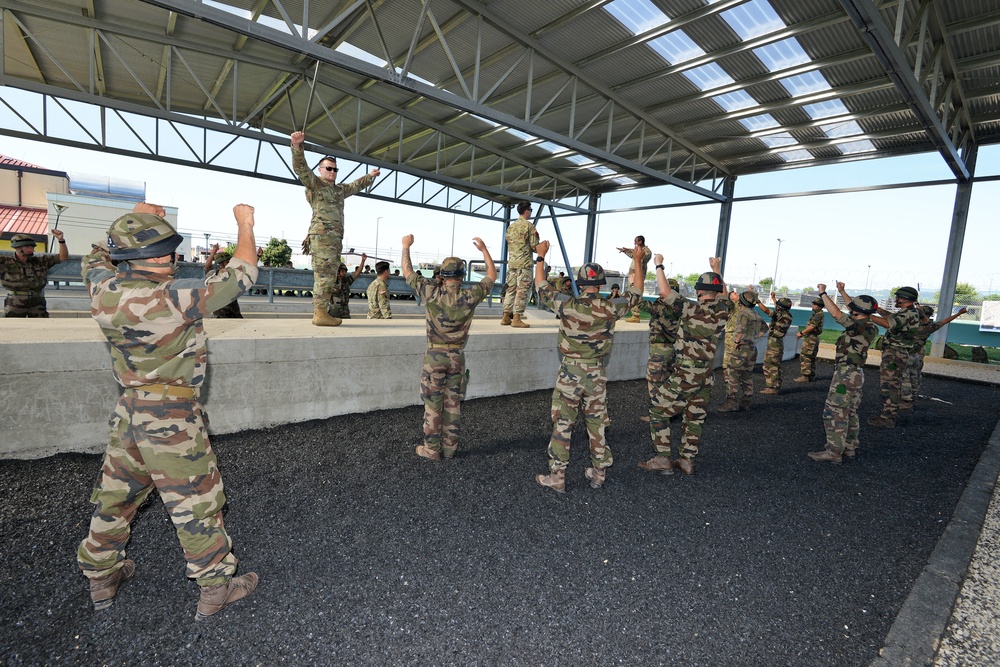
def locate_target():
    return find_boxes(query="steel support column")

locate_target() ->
[583,193,599,265]
[499,203,512,288]
[548,206,577,297]
[715,175,736,277]
[930,144,978,358]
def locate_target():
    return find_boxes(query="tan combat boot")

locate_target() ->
[760,387,779,395]
[867,414,896,428]
[674,457,695,476]
[793,376,811,383]
[535,469,565,493]
[637,456,673,474]
[626,314,641,323]
[415,445,441,460]
[90,559,136,610]
[717,397,741,412]
[195,573,259,621]
[312,305,342,327]
[585,467,607,489]
[807,449,843,464]
[500,311,512,326]
[511,314,530,328]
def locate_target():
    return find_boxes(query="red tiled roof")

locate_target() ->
[0,206,49,236]
[0,155,47,170]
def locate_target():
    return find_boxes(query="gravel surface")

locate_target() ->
[2,359,997,666]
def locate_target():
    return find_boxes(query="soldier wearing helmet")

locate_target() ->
[77,203,259,619]
[635,275,686,422]
[1,229,69,317]
[500,201,541,328]
[901,303,968,410]
[401,234,497,461]
[806,283,880,464]
[290,130,379,327]
[794,297,826,383]
[718,290,766,412]
[865,285,921,428]
[203,244,243,318]
[755,292,794,395]
[617,235,652,323]
[329,252,367,319]
[638,256,729,477]
[532,240,644,493]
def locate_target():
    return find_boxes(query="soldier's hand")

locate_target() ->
[770,291,777,300]
[536,240,550,257]
[708,257,722,273]
[959,307,968,315]
[653,253,664,265]
[472,237,487,252]
[257,247,264,258]
[91,243,110,257]
[233,204,255,226]
[291,131,305,147]
[401,234,414,248]
[211,243,220,254]
[134,202,166,217]
[817,283,827,292]
[360,252,368,263]
[370,168,380,178]
[51,229,65,241]
[836,280,846,291]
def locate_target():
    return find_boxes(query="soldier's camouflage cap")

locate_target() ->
[576,262,606,287]
[695,271,724,293]
[921,305,935,317]
[895,286,919,302]
[667,278,680,290]
[776,297,792,310]
[848,294,878,315]
[10,234,37,248]
[439,256,466,278]
[811,297,825,307]
[738,290,758,307]
[107,213,183,260]
[213,251,233,265]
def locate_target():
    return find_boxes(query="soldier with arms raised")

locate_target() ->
[756,291,794,395]
[794,298,826,383]
[1,231,69,317]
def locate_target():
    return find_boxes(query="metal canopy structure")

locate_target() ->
[1,0,998,220]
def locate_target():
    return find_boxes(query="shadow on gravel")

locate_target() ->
[1,360,998,666]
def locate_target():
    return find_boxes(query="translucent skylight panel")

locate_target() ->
[777,149,812,162]
[739,114,780,131]
[683,63,734,90]
[759,132,797,148]
[537,141,563,153]
[592,166,616,176]
[720,0,785,40]
[649,31,706,65]
[839,140,875,154]
[613,176,638,185]
[713,90,756,112]
[567,155,591,165]
[753,38,810,72]
[605,0,670,34]
[779,71,830,97]
[820,120,864,138]
[506,128,534,142]
[803,100,850,119]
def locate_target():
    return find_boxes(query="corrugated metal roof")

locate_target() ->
[0,206,49,236]
[0,156,46,170]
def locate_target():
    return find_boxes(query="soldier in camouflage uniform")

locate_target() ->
[721,290,740,369]
[290,131,379,327]
[534,241,643,493]
[402,234,496,460]
[867,285,921,428]
[501,201,540,328]
[637,276,685,423]
[366,260,392,319]
[794,298,826,382]
[719,290,765,412]
[1,231,69,317]
[618,236,652,323]
[900,305,967,410]
[77,203,258,620]
[639,256,728,477]
[756,293,794,394]
[807,284,879,464]
[203,244,243,319]
[330,253,366,319]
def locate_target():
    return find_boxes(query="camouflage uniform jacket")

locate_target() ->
[367,276,391,318]
[82,253,258,388]
[0,253,62,293]
[291,145,375,236]
[803,310,824,336]
[768,309,793,339]
[505,218,539,270]
[637,297,684,346]
[407,273,495,346]
[734,307,765,343]
[913,320,945,358]
[622,246,652,282]
[538,283,641,360]
[833,312,878,367]
[332,272,355,310]
[667,291,730,363]
[881,306,920,352]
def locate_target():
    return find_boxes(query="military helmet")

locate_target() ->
[811,297,825,307]
[776,297,792,310]
[610,283,620,291]
[213,251,233,266]
[106,213,183,260]
[921,305,935,317]
[10,234,37,248]
[439,256,466,278]
[895,286,919,302]
[848,294,878,315]
[576,262,606,287]
[738,290,758,307]
[695,271,724,293]
[667,278,680,290]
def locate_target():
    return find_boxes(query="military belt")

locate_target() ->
[649,342,672,350]
[428,342,463,350]
[8,290,41,296]
[125,384,199,399]
[674,358,709,368]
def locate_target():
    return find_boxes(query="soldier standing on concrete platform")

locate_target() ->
[900,305,967,410]
[203,244,243,319]
[618,236,652,323]
[1,231,69,317]
[638,256,728,477]
[867,285,921,428]
[330,253,366,320]
[501,201,540,328]
[755,292,794,395]
[533,240,643,493]
[807,283,879,464]
[636,276,685,423]
[77,202,259,620]
[367,260,392,319]
[794,298,826,383]
[402,234,496,460]
[719,290,765,412]
[290,130,379,327]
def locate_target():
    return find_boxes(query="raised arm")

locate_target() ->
[472,237,497,282]
[534,240,551,288]
[231,205,258,266]
[51,229,69,262]
[631,241,644,290]
[757,292,774,317]
[817,283,843,319]
[709,257,725,294]
[401,235,414,280]
[937,307,968,327]
[654,253,670,298]
[204,243,220,274]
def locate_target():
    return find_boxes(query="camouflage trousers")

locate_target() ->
[78,389,237,587]
[822,363,864,455]
[4,293,48,317]
[900,351,925,406]
[310,228,343,311]
[649,361,713,460]
[547,359,612,473]
[762,337,785,389]
[723,341,756,399]
[722,335,736,368]
[212,299,242,319]
[878,346,909,418]
[420,348,468,456]
[329,286,352,319]
[646,343,676,405]
[799,335,820,378]
[502,267,533,315]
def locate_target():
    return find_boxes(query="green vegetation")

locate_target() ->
[260,237,292,267]
[934,282,981,304]
[817,330,998,364]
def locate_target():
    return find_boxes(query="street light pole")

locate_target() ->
[204,233,210,256]
[375,216,382,260]
[772,238,783,299]
[52,203,68,251]
[866,265,871,291]
[752,262,757,286]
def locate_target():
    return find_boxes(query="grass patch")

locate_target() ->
[817,330,999,363]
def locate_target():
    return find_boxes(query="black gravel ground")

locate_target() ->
[2,359,998,666]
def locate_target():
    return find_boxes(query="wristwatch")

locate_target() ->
[534,257,545,263]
